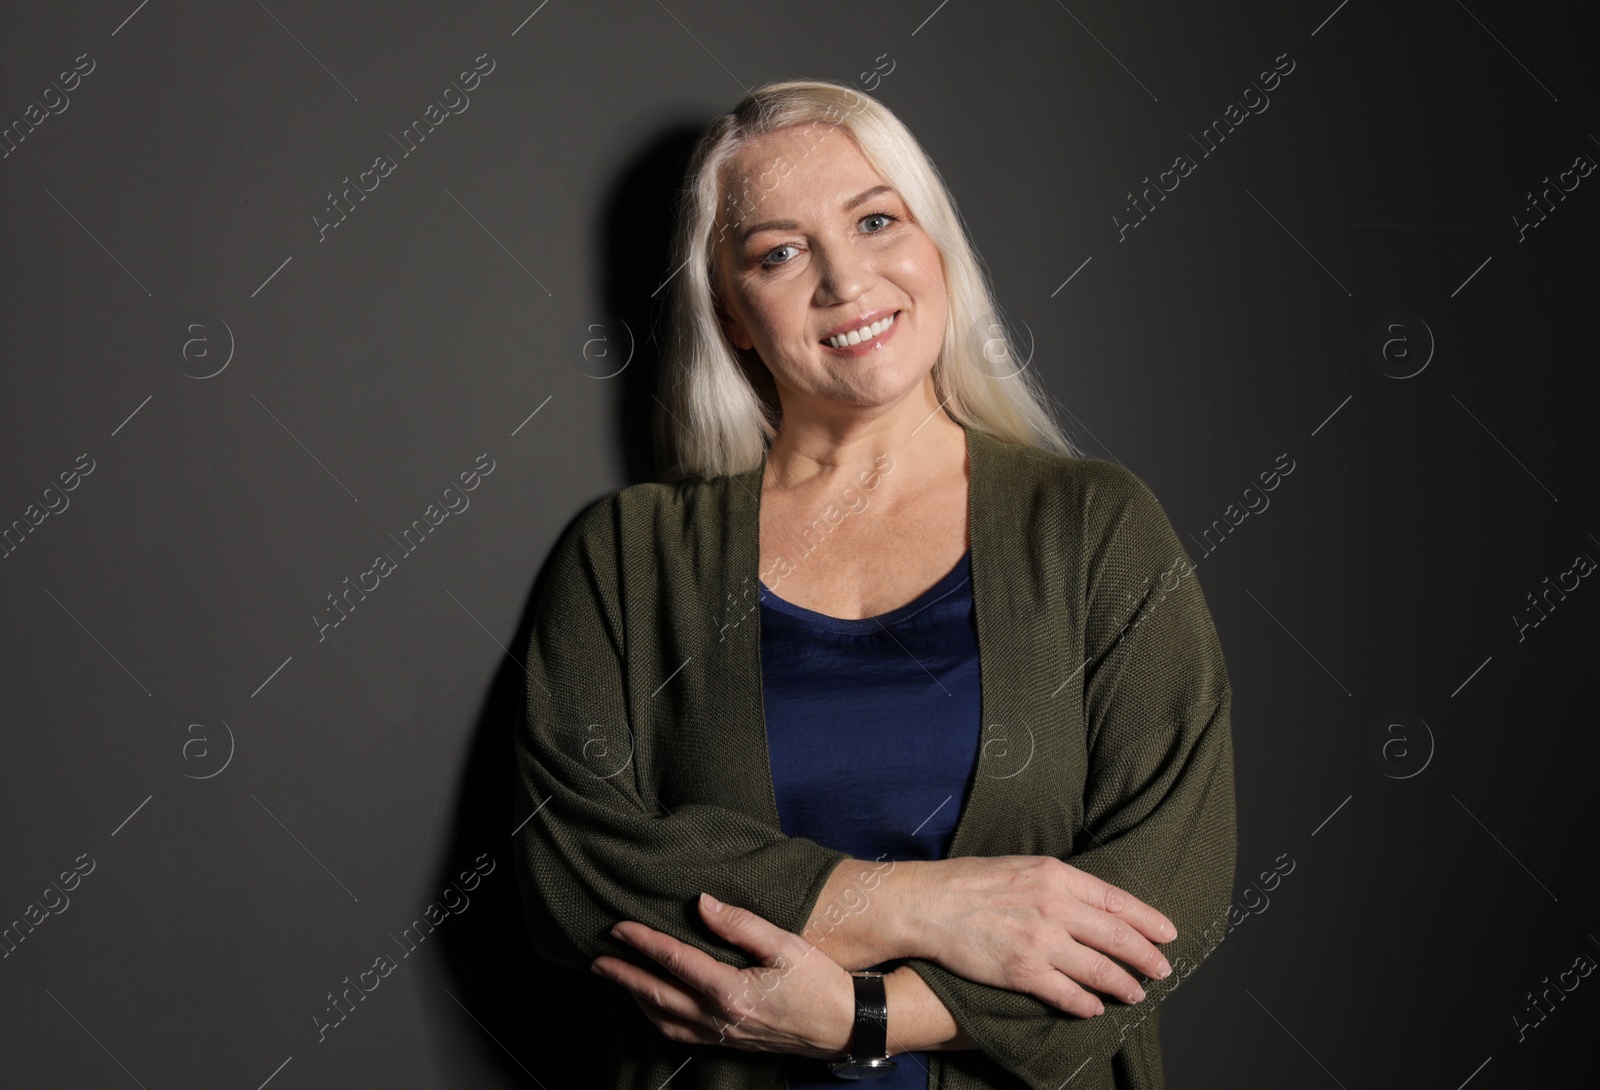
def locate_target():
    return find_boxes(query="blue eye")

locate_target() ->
[760,244,798,267]
[861,212,898,232]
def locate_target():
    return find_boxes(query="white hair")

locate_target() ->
[658,78,1077,478]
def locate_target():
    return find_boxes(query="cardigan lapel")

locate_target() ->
[947,425,1081,859]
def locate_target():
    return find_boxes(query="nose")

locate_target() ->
[811,231,877,306]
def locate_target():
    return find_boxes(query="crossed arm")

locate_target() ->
[523,683,1230,1085]
[586,847,1184,1060]
[590,875,974,1060]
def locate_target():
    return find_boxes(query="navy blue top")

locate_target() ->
[759,550,982,1090]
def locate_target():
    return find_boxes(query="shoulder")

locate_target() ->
[554,474,738,560]
[971,429,1176,537]
[575,474,734,525]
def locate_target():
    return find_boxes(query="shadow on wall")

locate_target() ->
[602,125,708,485]
[423,124,711,1082]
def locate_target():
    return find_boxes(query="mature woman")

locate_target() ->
[514,80,1235,1090]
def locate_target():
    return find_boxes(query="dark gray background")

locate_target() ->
[2,0,1596,1087]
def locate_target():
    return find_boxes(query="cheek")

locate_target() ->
[742,296,812,358]
[762,306,811,348]
[734,286,794,343]
[895,239,948,302]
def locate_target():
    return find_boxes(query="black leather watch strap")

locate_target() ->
[829,971,897,1078]
[849,972,889,1059]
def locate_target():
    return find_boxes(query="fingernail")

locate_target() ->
[701,892,724,912]
[1157,961,1172,979]
[1163,923,1177,941]
[1130,986,1146,1003]
[1094,1000,1105,1016]
[609,925,625,941]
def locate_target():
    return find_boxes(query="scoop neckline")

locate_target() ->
[758,549,971,634]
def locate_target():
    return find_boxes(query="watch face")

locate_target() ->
[829,1058,898,1079]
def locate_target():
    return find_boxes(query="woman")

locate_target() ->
[514,80,1235,1090]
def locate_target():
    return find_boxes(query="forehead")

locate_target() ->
[721,124,886,207]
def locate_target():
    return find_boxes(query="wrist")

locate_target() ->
[873,857,925,962]
[882,964,973,1054]
[828,970,856,1060]
[807,857,922,967]
[881,967,923,1056]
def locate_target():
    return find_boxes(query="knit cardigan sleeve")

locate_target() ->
[902,465,1237,1090]
[512,496,852,977]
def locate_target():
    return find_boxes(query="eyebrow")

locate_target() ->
[737,184,897,245]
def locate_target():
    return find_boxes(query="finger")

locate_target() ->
[1077,908,1173,984]
[1054,941,1150,1007]
[627,989,722,1046]
[697,893,812,964]
[1018,968,1106,1019]
[612,920,743,1002]
[595,954,719,1028]
[615,962,762,1049]
[1066,872,1177,943]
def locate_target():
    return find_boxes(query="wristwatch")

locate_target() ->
[827,971,898,1080]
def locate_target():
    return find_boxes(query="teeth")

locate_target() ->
[827,312,895,348]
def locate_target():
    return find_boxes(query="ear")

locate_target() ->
[713,293,755,351]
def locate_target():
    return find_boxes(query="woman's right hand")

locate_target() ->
[889,856,1178,1018]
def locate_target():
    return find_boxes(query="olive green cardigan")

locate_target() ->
[514,424,1235,1090]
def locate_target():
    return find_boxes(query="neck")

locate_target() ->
[763,378,965,492]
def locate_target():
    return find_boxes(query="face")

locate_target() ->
[711,124,949,422]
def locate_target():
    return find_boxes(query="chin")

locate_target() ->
[827,374,931,409]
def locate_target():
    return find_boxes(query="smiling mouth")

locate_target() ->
[822,311,899,349]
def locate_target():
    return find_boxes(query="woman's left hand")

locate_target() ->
[591,892,855,1059]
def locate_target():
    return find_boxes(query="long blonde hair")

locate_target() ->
[659,79,1076,478]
